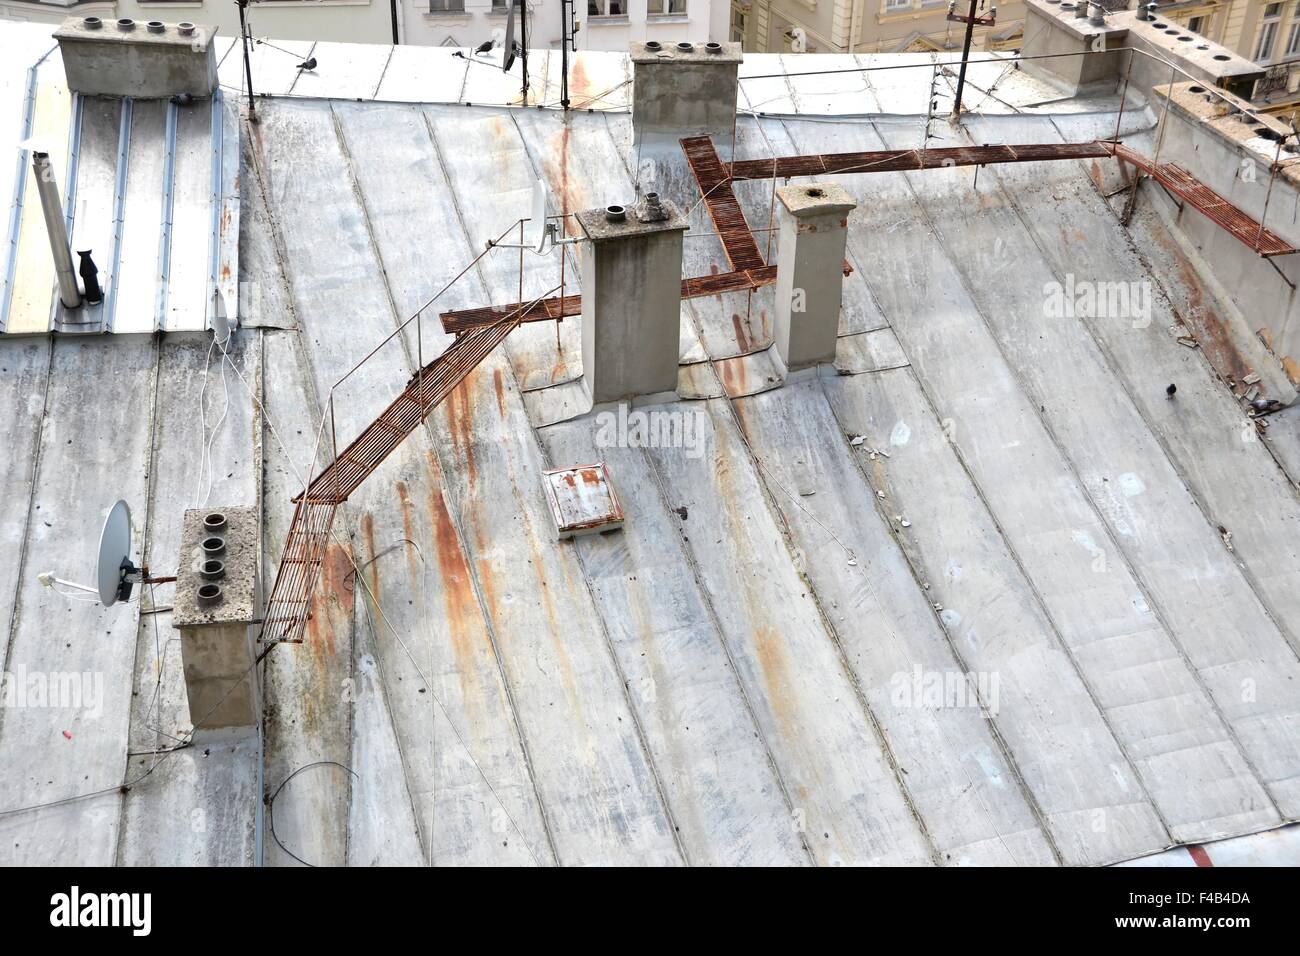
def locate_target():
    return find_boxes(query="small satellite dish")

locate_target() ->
[97,500,134,606]
[524,179,549,253]
[502,0,518,72]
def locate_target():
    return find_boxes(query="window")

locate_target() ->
[588,0,626,16]
[492,0,510,11]
[648,0,687,14]
[730,2,748,42]
[1187,15,1205,34]
[885,0,912,10]
[1288,20,1300,56]
[1257,20,1279,61]
[429,0,465,12]
[1264,2,1281,16]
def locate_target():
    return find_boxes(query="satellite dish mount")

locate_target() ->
[486,179,580,256]
[38,500,175,607]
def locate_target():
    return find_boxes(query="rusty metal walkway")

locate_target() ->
[726,141,1115,180]
[260,315,520,646]
[442,137,1296,337]
[1105,142,1296,258]
[680,135,768,272]
[440,266,778,334]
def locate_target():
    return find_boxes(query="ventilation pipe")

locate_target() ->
[773,182,858,373]
[31,152,81,310]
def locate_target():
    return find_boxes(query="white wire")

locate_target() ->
[193,336,215,507]
[193,334,232,509]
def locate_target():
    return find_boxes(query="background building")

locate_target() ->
[1153,0,1300,113]
[728,0,1025,53]
[0,0,726,50]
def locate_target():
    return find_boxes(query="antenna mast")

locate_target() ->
[520,0,529,106]
[947,0,996,120]
[560,0,576,110]
[237,0,256,119]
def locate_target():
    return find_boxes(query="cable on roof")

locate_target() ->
[267,760,357,867]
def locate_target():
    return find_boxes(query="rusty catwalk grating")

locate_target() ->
[726,141,1116,180]
[1106,142,1296,258]
[439,266,778,334]
[680,135,768,272]
[260,499,338,646]
[260,315,520,646]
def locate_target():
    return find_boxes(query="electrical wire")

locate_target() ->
[0,646,273,819]
[267,760,358,867]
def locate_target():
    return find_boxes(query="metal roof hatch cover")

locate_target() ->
[542,463,625,540]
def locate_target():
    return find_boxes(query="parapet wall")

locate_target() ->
[1023,0,1299,389]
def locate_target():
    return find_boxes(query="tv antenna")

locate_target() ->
[502,0,529,106]
[37,500,174,606]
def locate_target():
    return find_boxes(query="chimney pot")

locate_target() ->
[173,505,261,739]
[54,15,218,98]
[630,40,742,146]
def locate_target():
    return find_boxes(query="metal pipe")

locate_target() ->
[31,151,81,309]
[950,0,980,120]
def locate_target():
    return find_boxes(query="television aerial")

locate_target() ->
[37,500,174,606]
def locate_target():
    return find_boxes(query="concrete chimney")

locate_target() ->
[172,506,260,739]
[630,41,742,147]
[773,182,857,373]
[53,17,217,99]
[575,198,688,405]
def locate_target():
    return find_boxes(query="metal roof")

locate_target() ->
[0,27,238,336]
[1,19,1299,866]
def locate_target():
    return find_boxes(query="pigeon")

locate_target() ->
[296,57,317,71]
[1251,398,1281,414]
[170,92,194,107]
[474,39,495,55]
[1166,383,1177,399]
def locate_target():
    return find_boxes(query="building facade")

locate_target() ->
[1154,0,1300,111]
[0,0,725,50]
[727,0,1026,54]
[406,0,727,49]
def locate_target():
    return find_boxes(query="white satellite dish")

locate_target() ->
[37,499,167,606]
[524,179,549,253]
[485,178,579,256]
[97,500,134,606]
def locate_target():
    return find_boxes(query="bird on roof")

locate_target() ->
[1166,383,1177,399]
[474,39,495,55]
[297,57,318,71]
